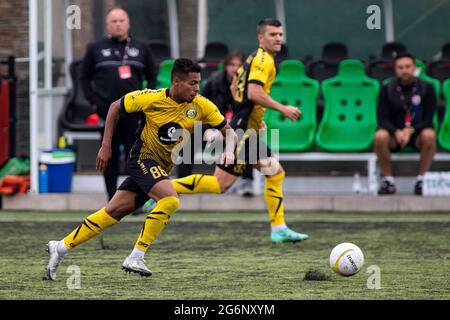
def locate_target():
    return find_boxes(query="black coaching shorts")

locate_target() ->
[217,130,272,176]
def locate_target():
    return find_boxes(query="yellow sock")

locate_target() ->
[172,174,221,194]
[63,208,118,250]
[264,171,286,227]
[134,196,179,252]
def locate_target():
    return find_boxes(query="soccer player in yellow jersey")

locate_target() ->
[44,59,236,280]
[167,18,309,243]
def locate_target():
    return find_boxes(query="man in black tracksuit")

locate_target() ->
[81,7,156,200]
[374,53,437,195]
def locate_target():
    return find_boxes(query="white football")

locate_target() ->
[329,242,364,276]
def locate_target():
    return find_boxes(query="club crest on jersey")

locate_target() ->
[186,107,197,119]
[412,94,421,106]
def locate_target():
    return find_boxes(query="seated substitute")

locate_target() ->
[374,53,437,195]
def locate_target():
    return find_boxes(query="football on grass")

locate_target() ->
[329,242,364,276]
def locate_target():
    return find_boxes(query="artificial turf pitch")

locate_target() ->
[0,211,448,299]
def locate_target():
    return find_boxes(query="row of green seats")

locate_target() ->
[265,59,450,152]
[153,59,450,152]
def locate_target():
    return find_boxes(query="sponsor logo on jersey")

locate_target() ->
[158,122,183,145]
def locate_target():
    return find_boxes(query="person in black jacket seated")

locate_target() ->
[374,53,437,195]
[81,7,156,200]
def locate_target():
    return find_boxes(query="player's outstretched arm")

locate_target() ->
[96,99,122,172]
[247,83,301,121]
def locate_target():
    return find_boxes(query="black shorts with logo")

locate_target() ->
[217,131,272,176]
[117,150,170,209]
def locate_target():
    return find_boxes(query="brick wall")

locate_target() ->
[0,0,99,156]
[0,0,197,158]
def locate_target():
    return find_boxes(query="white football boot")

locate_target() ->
[122,255,152,277]
[44,240,64,281]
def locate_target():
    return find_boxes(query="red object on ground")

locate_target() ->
[0,175,30,195]
[85,113,100,126]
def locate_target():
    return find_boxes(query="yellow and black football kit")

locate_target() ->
[219,47,276,176]
[171,50,290,228]
[231,47,276,131]
[60,88,226,255]
[117,88,225,206]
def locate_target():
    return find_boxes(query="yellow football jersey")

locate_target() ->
[121,88,225,172]
[231,47,276,131]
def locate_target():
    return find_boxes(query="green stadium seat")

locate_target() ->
[415,59,441,131]
[415,59,441,98]
[156,59,174,89]
[438,79,450,151]
[265,60,319,152]
[316,59,380,152]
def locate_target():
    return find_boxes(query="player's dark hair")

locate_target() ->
[257,18,282,35]
[394,53,415,64]
[224,50,245,66]
[171,58,201,81]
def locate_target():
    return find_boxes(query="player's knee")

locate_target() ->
[420,129,436,144]
[374,129,390,144]
[259,158,281,176]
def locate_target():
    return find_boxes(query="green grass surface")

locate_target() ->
[0,211,449,300]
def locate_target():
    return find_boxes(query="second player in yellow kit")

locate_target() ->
[170,18,310,243]
[232,46,277,132]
